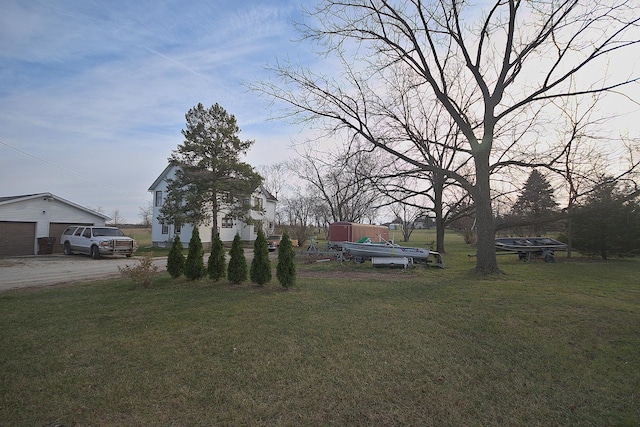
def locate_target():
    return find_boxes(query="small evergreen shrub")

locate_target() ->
[276,232,296,289]
[184,227,206,280]
[208,234,226,281]
[119,253,159,287]
[250,229,271,286]
[167,235,185,278]
[227,234,248,284]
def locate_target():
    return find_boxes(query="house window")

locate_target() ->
[174,222,181,234]
[162,223,169,234]
[243,198,250,207]
[254,221,263,234]
[222,217,233,228]
[155,191,163,207]
[253,197,263,210]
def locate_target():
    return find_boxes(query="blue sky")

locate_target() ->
[2,1,639,225]
[0,0,317,222]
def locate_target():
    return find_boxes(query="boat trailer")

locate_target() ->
[494,237,567,262]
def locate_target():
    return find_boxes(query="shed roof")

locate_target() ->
[0,192,110,220]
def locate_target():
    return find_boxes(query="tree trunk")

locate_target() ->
[473,152,501,274]
[402,225,411,242]
[435,213,445,254]
[211,199,219,242]
[566,214,573,259]
[433,175,446,254]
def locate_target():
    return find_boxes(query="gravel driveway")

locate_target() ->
[0,254,169,292]
[0,250,266,292]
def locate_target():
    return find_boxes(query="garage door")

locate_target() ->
[49,222,93,254]
[0,221,37,256]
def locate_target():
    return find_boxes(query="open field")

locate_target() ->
[1,231,638,425]
[121,226,153,249]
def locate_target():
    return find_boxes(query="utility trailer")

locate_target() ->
[327,222,389,249]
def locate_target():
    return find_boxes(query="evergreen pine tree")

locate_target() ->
[511,169,558,236]
[227,234,248,284]
[250,229,271,286]
[276,232,296,289]
[184,227,205,280]
[572,180,640,259]
[208,233,226,281]
[166,235,185,278]
[159,103,262,243]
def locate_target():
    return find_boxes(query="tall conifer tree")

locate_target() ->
[276,232,296,289]
[511,170,558,236]
[208,234,226,281]
[227,234,248,284]
[167,235,185,278]
[159,103,262,241]
[184,227,205,280]
[250,229,271,286]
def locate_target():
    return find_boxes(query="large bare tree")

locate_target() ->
[374,89,475,253]
[550,93,611,257]
[289,147,385,223]
[256,0,639,273]
[256,162,289,200]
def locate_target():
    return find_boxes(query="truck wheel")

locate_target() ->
[91,246,101,259]
[544,252,555,263]
[63,242,72,255]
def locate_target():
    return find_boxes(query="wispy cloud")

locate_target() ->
[0,0,315,221]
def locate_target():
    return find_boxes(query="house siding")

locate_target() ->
[148,165,277,247]
[149,166,174,247]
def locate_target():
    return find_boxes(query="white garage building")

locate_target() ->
[0,193,109,256]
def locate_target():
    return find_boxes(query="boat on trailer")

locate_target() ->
[341,238,444,268]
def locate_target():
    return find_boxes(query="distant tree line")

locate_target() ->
[263,157,639,260]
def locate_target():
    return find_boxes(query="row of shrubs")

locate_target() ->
[167,228,296,288]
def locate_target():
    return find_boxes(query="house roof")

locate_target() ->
[0,192,110,220]
[148,164,174,191]
[260,186,277,202]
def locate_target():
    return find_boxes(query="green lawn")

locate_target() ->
[1,232,638,426]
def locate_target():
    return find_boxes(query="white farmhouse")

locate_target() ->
[148,165,277,248]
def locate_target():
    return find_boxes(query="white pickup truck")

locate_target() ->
[60,226,138,259]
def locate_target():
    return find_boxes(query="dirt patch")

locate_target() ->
[0,260,25,268]
[0,255,167,292]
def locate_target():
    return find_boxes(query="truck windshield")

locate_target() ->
[92,228,125,237]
